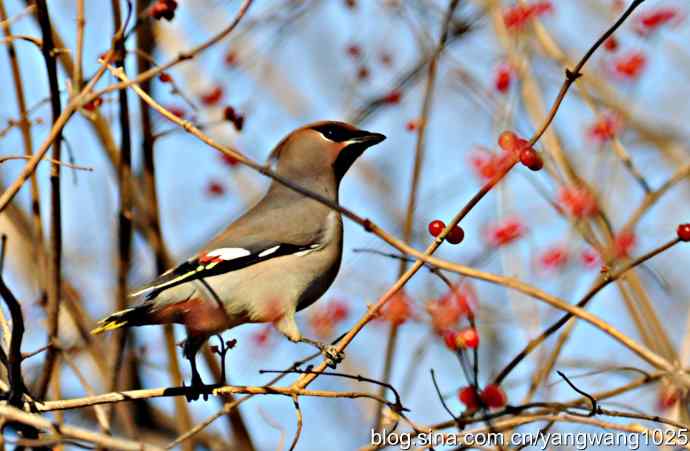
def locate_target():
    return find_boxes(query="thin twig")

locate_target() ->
[0,155,92,171]
[33,0,64,400]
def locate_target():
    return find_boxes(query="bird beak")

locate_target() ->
[345,131,386,147]
[333,129,386,180]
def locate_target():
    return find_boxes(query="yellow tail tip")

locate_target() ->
[90,320,126,335]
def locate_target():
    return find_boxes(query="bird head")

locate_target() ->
[268,121,386,193]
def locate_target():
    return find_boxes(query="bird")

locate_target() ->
[91,121,386,400]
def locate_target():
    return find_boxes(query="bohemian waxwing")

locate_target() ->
[92,121,385,400]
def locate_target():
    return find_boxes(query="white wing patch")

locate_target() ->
[207,247,251,260]
[259,245,281,257]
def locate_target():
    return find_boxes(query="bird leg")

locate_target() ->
[182,336,209,402]
[298,337,345,369]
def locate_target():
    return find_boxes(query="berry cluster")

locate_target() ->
[558,186,598,218]
[469,147,513,181]
[428,219,464,245]
[459,384,507,410]
[223,106,245,131]
[634,7,681,36]
[498,131,543,171]
[503,1,553,30]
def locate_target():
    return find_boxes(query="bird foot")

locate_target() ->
[184,373,210,402]
[322,345,345,369]
[299,337,345,368]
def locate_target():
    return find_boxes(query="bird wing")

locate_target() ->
[129,241,320,301]
[130,192,335,301]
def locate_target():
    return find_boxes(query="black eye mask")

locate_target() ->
[311,123,386,179]
[312,123,367,142]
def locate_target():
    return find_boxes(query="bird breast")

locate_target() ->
[202,211,343,323]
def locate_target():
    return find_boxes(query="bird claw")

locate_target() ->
[184,374,210,402]
[298,337,345,368]
[322,345,345,369]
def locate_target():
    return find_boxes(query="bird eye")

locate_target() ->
[312,123,354,142]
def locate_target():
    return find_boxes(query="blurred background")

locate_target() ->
[2,0,690,449]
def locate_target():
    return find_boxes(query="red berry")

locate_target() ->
[457,327,479,348]
[159,72,172,83]
[405,119,419,132]
[201,86,223,106]
[636,7,680,35]
[487,217,525,247]
[614,230,636,258]
[539,246,569,270]
[469,148,514,181]
[658,385,681,410]
[613,51,646,79]
[346,44,362,59]
[83,97,103,111]
[150,0,177,21]
[503,1,553,30]
[383,89,401,104]
[497,131,518,152]
[381,290,413,326]
[588,112,621,142]
[167,106,185,119]
[558,186,598,218]
[443,330,458,350]
[356,66,370,81]
[220,153,239,167]
[677,223,690,242]
[428,219,445,238]
[581,249,599,268]
[603,36,618,52]
[223,106,245,131]
[458,386,481,410]
[480,384,507,408]
[515,138,530,151]
[494,64,512,93]
[519,148,543,171]
[331,301,349,322]
[380,51,393,67]
[225,50,238,66]
[206,180,225,197]
[446,225,465,245]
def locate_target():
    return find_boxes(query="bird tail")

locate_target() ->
[91,304,152,335]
